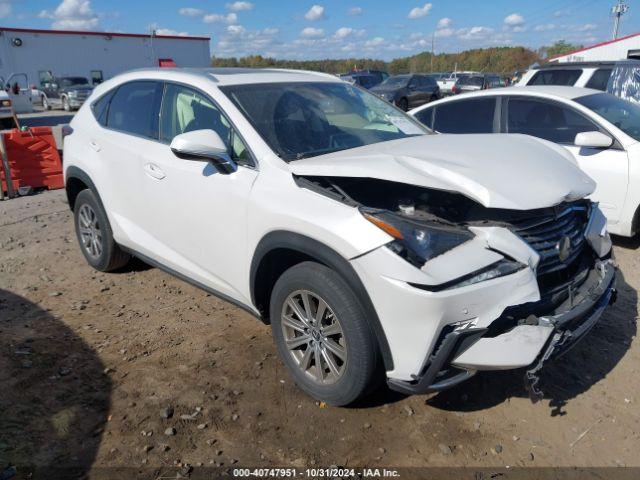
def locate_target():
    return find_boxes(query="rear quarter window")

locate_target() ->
[91,90,115,126]
[528,69,582,86]
[585,69,613,91]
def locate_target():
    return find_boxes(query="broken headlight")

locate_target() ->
[362,209,473,268]
[452,259,524,289]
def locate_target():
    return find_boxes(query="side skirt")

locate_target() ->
[121,247,263,321]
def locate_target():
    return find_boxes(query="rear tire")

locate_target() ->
[42,96,51,110]
[397,97,409,111]
[73,189,130,272]
[270,261,380,406]
[62,96,70,112]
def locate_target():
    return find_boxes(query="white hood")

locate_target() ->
[288,133,595,210]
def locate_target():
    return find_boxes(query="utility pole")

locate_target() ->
[612,0,629,39]
[430,32,435,73]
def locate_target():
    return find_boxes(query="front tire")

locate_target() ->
[270,262,380,406]
[62,96,70,112]
[397,97,409,111]
[74,189,130,272]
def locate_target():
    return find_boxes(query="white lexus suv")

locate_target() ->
[64,68,616,406]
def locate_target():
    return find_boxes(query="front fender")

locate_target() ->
[250,230,394,371]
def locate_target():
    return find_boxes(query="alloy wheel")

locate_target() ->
[281,290,347,385]
[78,204,103,259]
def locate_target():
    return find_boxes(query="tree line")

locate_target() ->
[212,41,582,76]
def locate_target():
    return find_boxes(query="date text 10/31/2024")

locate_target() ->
[232,468,401,478]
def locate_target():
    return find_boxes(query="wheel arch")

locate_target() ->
[632,201,640,237]
[65,166,105,213]
[250,230,394,370]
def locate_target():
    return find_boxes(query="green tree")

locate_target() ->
[212,46,542,77]
[539,40,582,60]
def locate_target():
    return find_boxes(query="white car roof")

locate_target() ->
[410,85,602,114]
[114,67,342,86]
[502,85,600,99]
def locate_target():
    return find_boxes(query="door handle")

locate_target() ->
[144,162,166,180]
[89,140,101,152]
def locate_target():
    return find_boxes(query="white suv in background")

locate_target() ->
[63,68,616,406]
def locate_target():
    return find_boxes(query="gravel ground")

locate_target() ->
[1,189,639,477]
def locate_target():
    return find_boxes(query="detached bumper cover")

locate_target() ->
[387,259,616,396]
[524,259,616,401]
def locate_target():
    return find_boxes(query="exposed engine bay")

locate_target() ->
[295,175,591,228]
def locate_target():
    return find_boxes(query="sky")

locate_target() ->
[3,0,639,60]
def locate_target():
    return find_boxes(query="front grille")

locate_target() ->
[511,203,589,274]
[507,202,591,295]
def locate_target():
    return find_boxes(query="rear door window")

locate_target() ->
[506,97,597,144]
[528,69,582,86]
[585,68,613,91]
[433,98,496,133]
[106,81,163,139]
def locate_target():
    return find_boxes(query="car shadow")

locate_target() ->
[426,269,637,416]
[112,256,154,273]
[0,289,111,478]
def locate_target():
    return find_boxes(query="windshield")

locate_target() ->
[576,93,640,141]
[221,82,429,161]
[61,77,90,87]
[379,75,410,88]
[458,76,484,86]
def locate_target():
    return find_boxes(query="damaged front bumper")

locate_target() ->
[523,258,616,402]
[387,258,616,397]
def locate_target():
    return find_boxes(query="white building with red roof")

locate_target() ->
[0,27,211,88]
[550,32,640,63]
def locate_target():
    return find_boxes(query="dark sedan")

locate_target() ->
[370,74,440,111]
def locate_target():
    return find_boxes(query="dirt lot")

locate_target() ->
[1,189,639,477]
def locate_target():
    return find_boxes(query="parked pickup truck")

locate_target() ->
[42,76,94,111]
[437,71,478,96]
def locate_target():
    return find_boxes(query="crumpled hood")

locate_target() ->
[288,133,595,210]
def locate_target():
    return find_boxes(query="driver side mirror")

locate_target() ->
[170,129,237,175]
[574,131,613,149]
